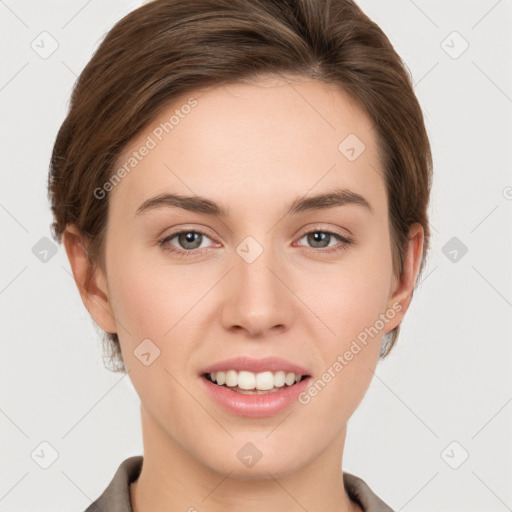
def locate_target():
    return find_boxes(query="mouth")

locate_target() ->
[202,370,310,395]
[198,356,312,416]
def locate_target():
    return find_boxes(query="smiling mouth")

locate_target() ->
[203,370,310,395]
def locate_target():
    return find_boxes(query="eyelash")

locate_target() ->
[157,226,353,259]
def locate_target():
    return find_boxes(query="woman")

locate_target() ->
[48,0,432,510]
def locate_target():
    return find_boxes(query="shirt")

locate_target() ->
[84,455,395,512]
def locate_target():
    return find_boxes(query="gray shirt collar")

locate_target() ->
[85,456,394,512]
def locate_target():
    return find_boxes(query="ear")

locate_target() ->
[62,224,117,334]
[384,223,424,333]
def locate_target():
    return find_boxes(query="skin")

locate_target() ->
[63,75,424,512]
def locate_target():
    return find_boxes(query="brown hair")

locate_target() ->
[48,0,432,372]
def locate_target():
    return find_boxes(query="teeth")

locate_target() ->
[207,370,304,391]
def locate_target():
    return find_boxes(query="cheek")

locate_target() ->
[300,231,393,408]
[308,242,393,346]
[107,221,393,363]
[106,253,200,415]
[106,244,198,341]
[295,272,390,432]
[105,247,208,395]
[328,273,390,342]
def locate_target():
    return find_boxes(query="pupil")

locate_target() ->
[310,232,327,248]
[181,232,200,249]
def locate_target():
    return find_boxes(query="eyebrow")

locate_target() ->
[135,187,373,218]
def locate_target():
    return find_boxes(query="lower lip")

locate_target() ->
[200,375,311,418]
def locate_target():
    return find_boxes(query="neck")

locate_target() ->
[130,405,361,512]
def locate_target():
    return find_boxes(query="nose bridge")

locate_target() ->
[236,233,282,303]
[222,233,291,335]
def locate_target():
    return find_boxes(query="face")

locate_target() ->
[70,75,421,479]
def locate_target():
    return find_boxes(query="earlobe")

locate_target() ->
[62,225,117,334]
[384,224,425,333]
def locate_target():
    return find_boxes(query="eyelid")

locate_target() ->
[159,223,351,244]
[158,224,217,241]
[157,226,218,257]
[158,223,353,258]
[296,222,352,240]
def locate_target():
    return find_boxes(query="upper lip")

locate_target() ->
[201,356,310,376]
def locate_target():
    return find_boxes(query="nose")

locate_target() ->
[219,238,294,338]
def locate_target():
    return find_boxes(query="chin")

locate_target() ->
[198,441,309,480]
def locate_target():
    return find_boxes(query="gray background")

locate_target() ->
[1,1,511,510]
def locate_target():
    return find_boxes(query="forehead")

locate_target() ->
[109,76,385,217]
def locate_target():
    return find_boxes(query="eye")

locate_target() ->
[295,228,352,254]
[158,226,353,259]
[158,230,215,258]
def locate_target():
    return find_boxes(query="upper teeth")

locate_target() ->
[209,370,303,390]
